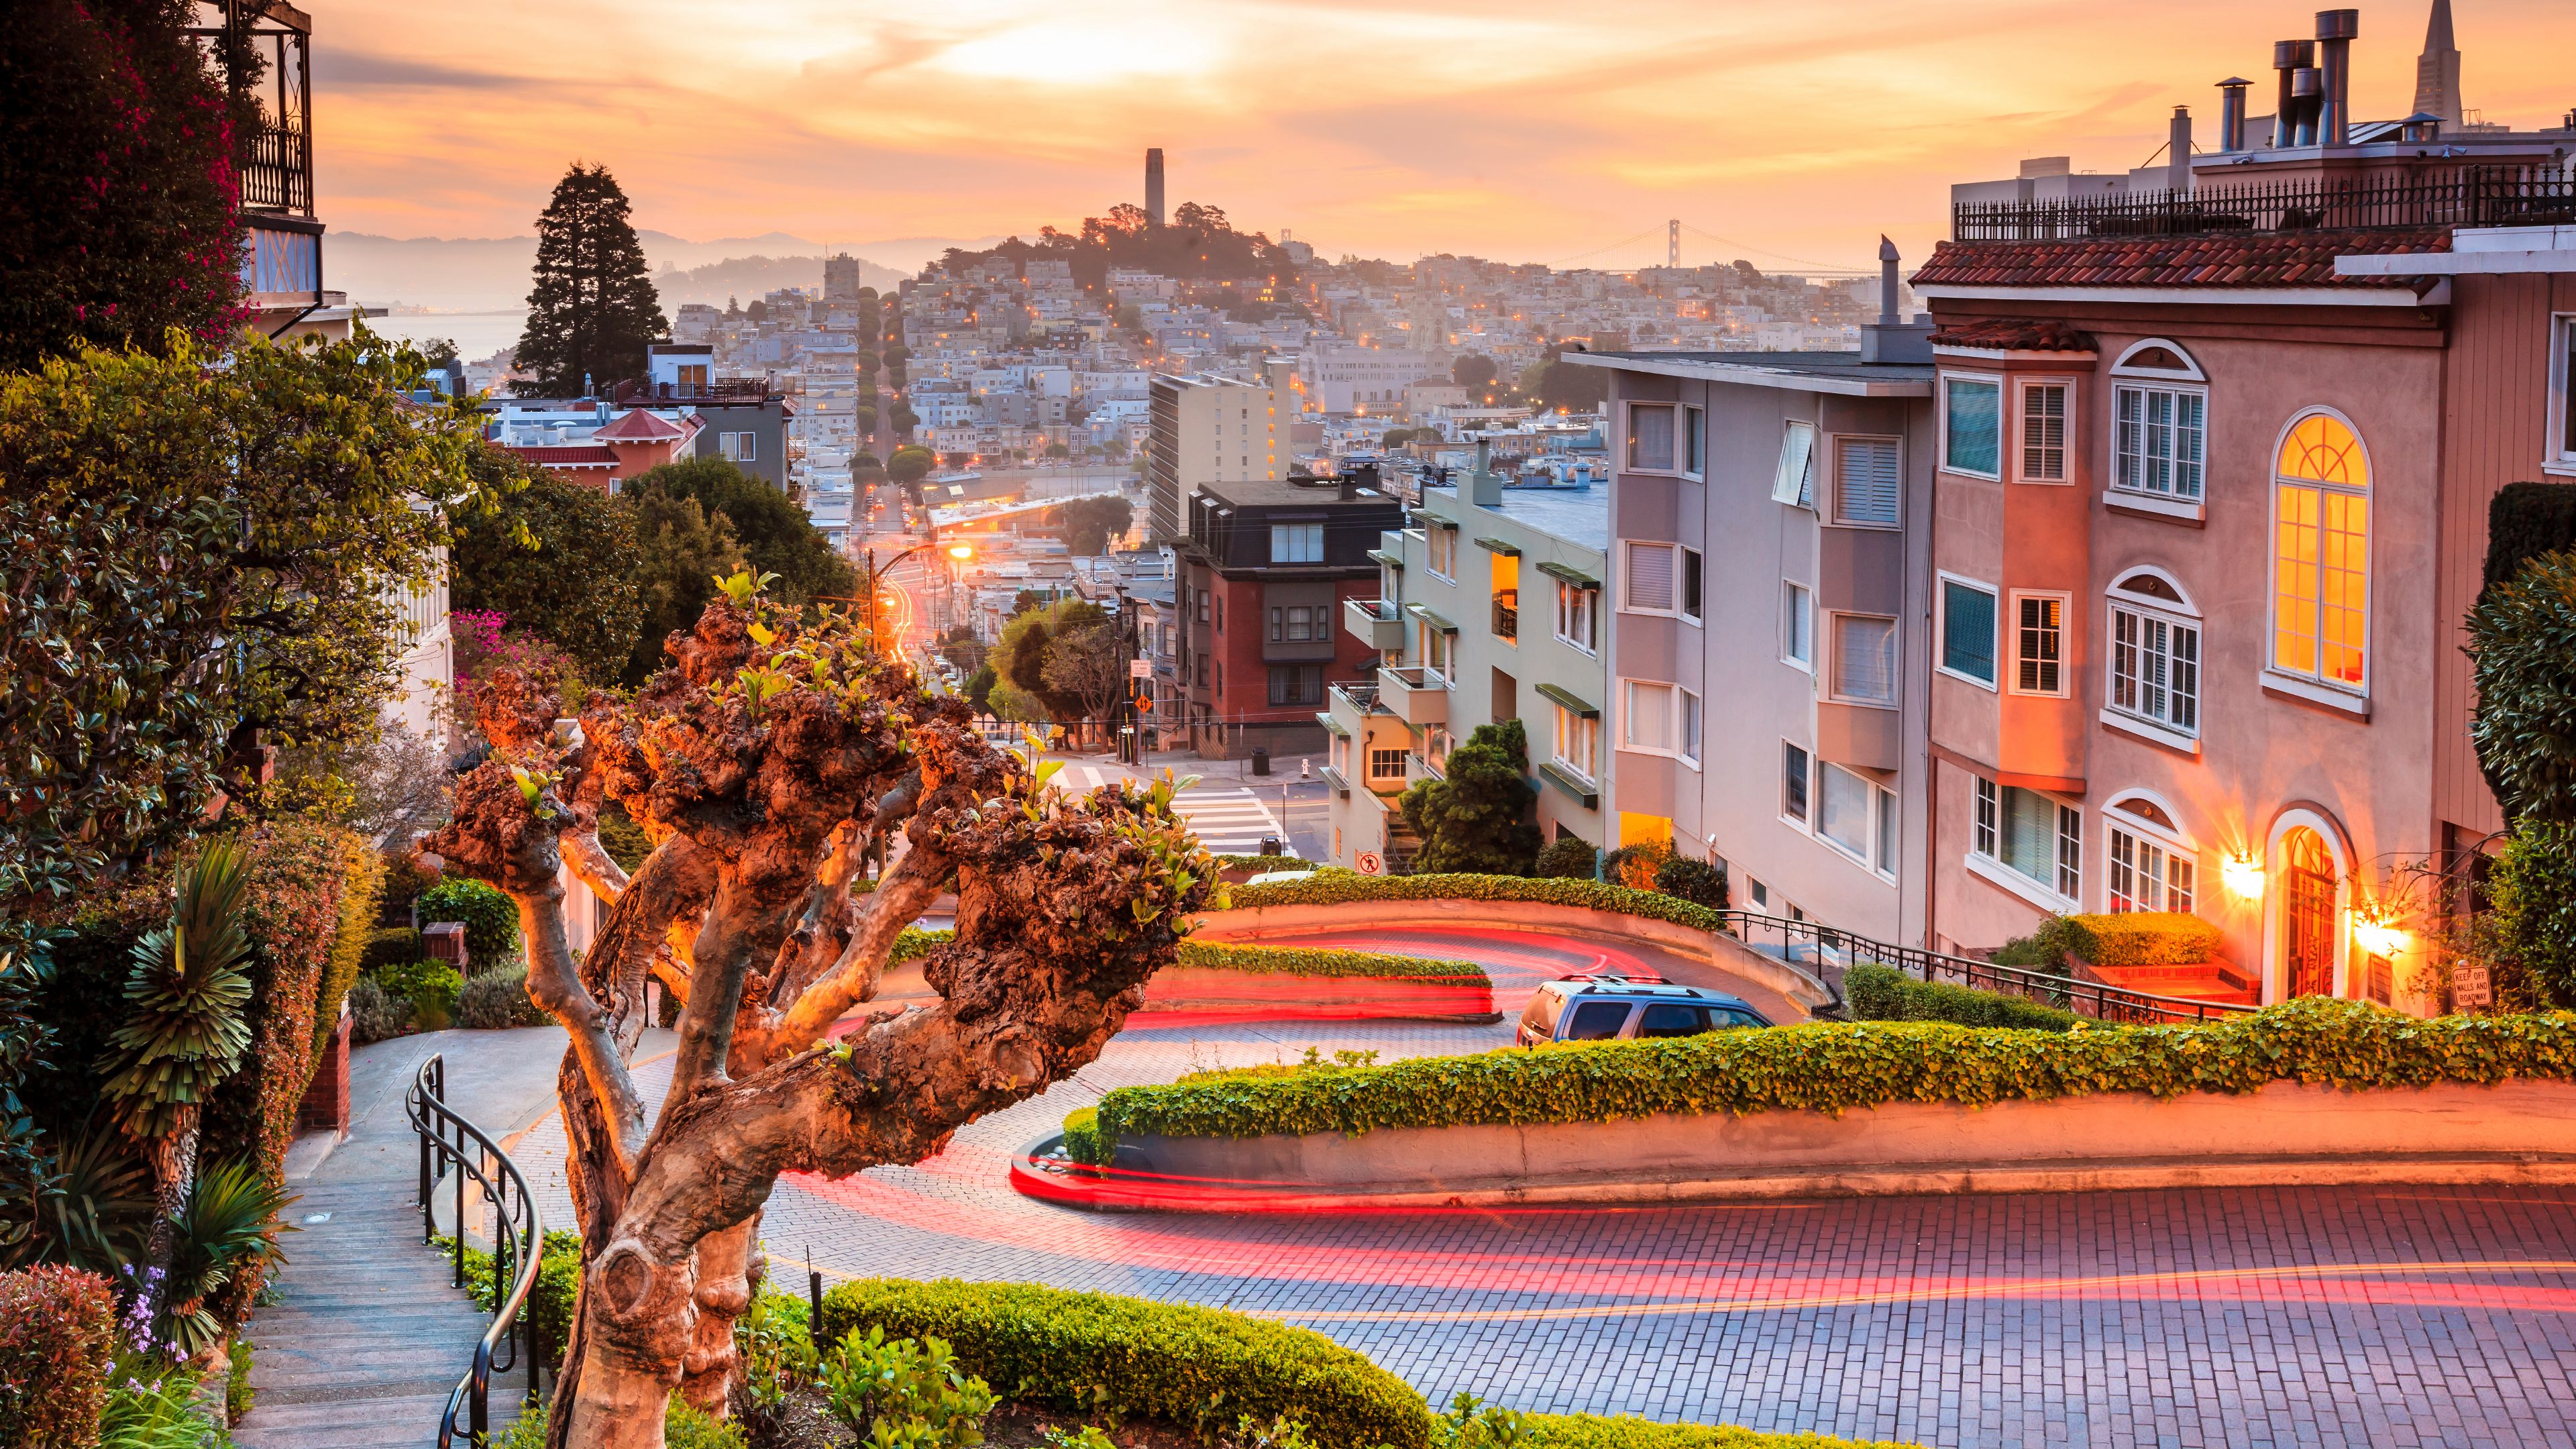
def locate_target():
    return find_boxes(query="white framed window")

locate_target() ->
[1426,523,1458,578]
[1682,406,1706,478]
[1368,747,1408,781]
[1941,374,2002,479]
[1972,775,2082,905]
[2107,822,2196,914]
[1817,763,1898,877]
[2010,592,2067,697]
[1782,582,1811,669]
[2108,341,2208,502]
[1832,436,1901,527]
[1680,547,1703,625]
[2107,572,2201,737]
[1781,741,1811,825]
[1420,621,1454,682]
[1937,574,1998,689]
[1679,689,1702,769]
[1623,541,1678,614]
[1772,420,1818,506]
[1829,613,1898,706]
[2019,381,2070,482]
[1554,580,1598,653]
[1553,704,1600,782]
[1621,679,1677,753]
[1627,402,1677,472]
[2552,315,2576,474]
[1270,523,1324,564]
[718,431,759,463]
[2269,409,2372,696]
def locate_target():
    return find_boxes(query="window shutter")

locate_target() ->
[1835,438,1900,525]
[1772,421,1817,506]
[1627,543,1675,612]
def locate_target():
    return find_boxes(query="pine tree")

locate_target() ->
[1400,718,1544,875]
[513,163,666,396]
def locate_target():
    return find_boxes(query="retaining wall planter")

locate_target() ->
[1013,1078,2576,1211]
[1189,898,1833,1012]
[1138,966,1496,1022]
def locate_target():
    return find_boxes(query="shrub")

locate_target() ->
[1841,964,2076,1032]
[2483,480,2576,592]
[1061,1107,1107,1165]
[379,849,440,926]
[2469,547,2576,824]
[416,877,521,969]
[96,1361,229,1448]
[1503,1411,1902,1447]
[1988,918,2075,969]
[0,1265,115,1447]
[1534,838,1599,879]
[1601,840,1672,892]
[1096,998,2576,1142]
[1654,857,1728,910]
[313,835,388,1065]
[457,969,550,1030]
[451,1230,582,1364]
[346,977,412,1044]
[360,926,421,973]
[818,1278,1435,1449]
[2489,821,2576,1007]
[1175,941,1488,982]
[664,1397,749,1449]
[2060,912,2220,968]
[1226,872,1728,935]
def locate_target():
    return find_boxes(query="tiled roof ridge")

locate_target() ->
[1912,225,2453,290]
[1930,319,2099,352]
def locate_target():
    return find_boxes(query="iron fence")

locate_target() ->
[409,1055,546,1447]
[1953,164,2576,243]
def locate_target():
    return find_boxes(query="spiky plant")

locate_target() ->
[98,841,256,1257]
[160,1159,294,1358]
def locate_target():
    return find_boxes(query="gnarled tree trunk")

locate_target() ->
[425,593,1214,1449]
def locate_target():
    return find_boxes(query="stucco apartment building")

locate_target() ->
[1147,373,1284,543]
[1898,19,2575,1012]
[1323,457,1610,873]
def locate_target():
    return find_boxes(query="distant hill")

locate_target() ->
[329,231,1000,313]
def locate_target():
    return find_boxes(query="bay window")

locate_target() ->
[1831,614,1897,706]
[1973,775,2082,903]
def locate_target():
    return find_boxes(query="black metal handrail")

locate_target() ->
[1953,164,2576,243]
[409,1054,547,1448]
[1717,909,2256,1024]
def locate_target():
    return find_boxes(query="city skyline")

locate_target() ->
[315,0,2575,272]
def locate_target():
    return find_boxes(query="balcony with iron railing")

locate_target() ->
[1951,164,2576,243]
[614,378,777,405]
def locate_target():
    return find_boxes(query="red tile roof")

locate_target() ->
[594,407,690,443]
[1911,227,2451,290]
[503,444,619,468]
[1931,319,2098,352]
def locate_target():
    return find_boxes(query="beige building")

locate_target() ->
[1147,374,1283,543]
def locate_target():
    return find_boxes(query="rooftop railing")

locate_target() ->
[1952,164,2576,243]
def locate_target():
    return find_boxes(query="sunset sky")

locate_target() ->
[313,0,2576,273]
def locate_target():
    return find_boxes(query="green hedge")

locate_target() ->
[1175,941,1488,982]
[819,1277,1436,1449]
[1096,998,2576,1141]
[2484,480,2576,592]
[1842,964,2076,1032]
[2061,912,2219,967]
[417,876,521,967]
[1509,1413,1900,1448]
[1224,872,1726,933]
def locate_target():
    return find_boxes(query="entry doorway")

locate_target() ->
[2282,828,2337,998]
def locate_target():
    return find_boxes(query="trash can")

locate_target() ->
[1258,835,1284,857]
[1250,747,1271,776]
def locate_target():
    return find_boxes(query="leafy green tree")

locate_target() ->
[1061,494,1134,555]
[1451,354,1499,392]
[1535,360,1608,414]
[623,484,743,684]
[0,333,485,907]
[889,445,936,485]
[1399,720,1542,874]
[2469,548,2576,824]
[0,0,248,370]
[2487,822,2576,1006]
[627,455,857,612]
[513,163,667,396]
[449,449,645,683]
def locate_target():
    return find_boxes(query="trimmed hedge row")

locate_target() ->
[1224,872,1727,933]
[2062,912,2220,967]
[820,1277,1436,1449]
[0,1266,114,1446]
[1511,1413,1902,1448]
[891,928,1489,983]
[1842,964,2077,1032]
[1096,998,2576,1141]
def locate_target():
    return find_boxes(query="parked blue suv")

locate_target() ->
[1514,973,1773,1046]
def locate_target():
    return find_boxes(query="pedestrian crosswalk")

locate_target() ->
[1046,767,1287,856]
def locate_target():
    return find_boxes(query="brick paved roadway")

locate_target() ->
[511,926,2576,1449]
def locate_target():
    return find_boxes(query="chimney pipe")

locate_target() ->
[2316,9,2359,147]
[2217,78,2251,152]
[1876,235,1901,327]
[2272,40,2314,146]
[2292,66,2322,145]
[2167,107,2194,195]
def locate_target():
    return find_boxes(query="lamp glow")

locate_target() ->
[947,544,974,561]
[2222,855,2265,900]
[2353,916,2408,958]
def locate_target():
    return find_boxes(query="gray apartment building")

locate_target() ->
[1570,260,1937,940]
[1324,452,1610,873]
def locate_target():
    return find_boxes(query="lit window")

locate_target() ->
[1831,614,1897,705]
[2021,382,2068,482]
[1943,376,2001,478]
[1939,578,1997,686]
[1628,404,1676,470]
[1833,437,1900,526]
[2012,593,2065,696]
[2271,411,2371,691]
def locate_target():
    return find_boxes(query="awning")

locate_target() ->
[1405,604,1458,632]
[1536,560,1601,588]
[1316,713,1351,739]
[1538,761,1599,810]
[1535,682,1600,718]
[1474,537,1521,556]
[1366,549,1406,568]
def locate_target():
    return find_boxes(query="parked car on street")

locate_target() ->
[1515,973,1772,1046]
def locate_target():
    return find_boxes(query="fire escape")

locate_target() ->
[193,1,332,334]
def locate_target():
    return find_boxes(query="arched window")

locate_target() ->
[2103,792,2196,915]
[2270,411,2371,693]
[2110,340,2206,501]
[2106,569,2200,739]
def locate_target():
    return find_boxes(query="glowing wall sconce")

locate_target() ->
[2222,854,2265,900]
[2352,914,2409,959]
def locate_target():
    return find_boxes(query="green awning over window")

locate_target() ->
[1538,762,1600,810]
[1316,714,1350,739]
[1535,682,1600,717]
[1474,537,1521,556]
[1536,560,1601,588]
[1405,604,1458,632]
[1366,549,1405,568]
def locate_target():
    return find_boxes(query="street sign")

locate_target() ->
[1356,851,1384,876]
[1129,658,1150,679]
[2453,963,2493,1010]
